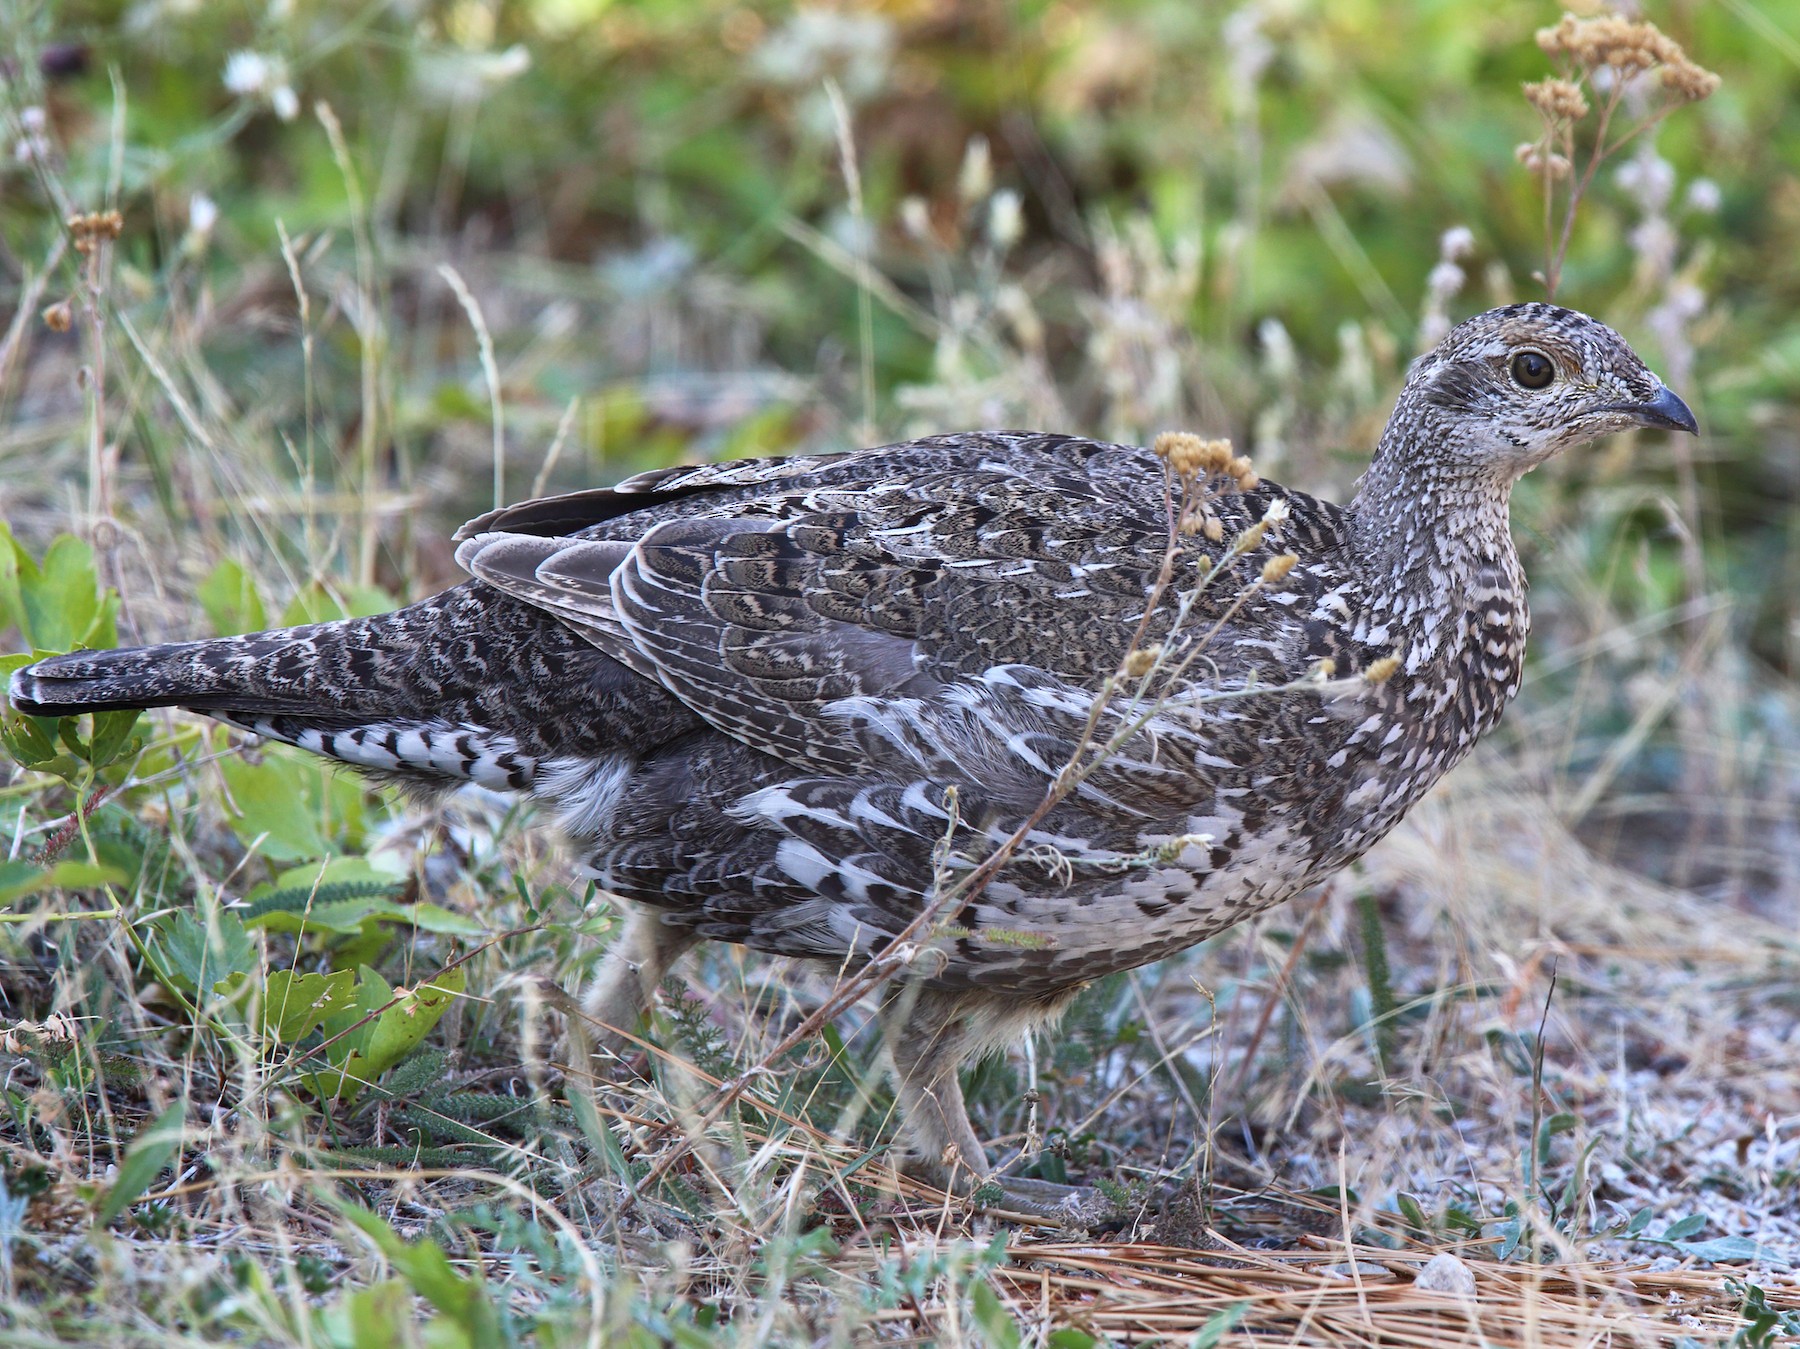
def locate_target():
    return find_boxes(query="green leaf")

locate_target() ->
[0,525,23,639]
[338,1204,503,1343]
[335,1281,410,1349]
[1496,1210,1524,1262]
[95,1099,186,1227]
[280,581,397,628]
[0,859,126,907]
[1675,1236,1789,1266]
[0,711,60,767]
[241,859,483,940]
[84,709,143,769]
[159,910,258,995]
[1046,1331,1098,1349]
[305,966,465,1103]
[405,903,486,936]
[262,968,358,1043]
[0,861,41,907]
[1535,1111,1579,1169]
[1396,1191,1429,1233]
[969,1281,1021,1349]
[196,558,267,637]
[1190,1303,1248,1348]
[9,535,115,651]
[220,752,344,860]
[356,969,465,1078]
[1663,1213,1707,1242]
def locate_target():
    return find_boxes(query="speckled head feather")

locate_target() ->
[6,304,1695,1199]
[1389,302,1695,480]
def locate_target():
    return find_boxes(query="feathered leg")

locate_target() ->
[569,906,699,1074]
[878,983,1113,1224]
[878,986,993,1188]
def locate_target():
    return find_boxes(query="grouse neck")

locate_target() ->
[1346,408,1526,637]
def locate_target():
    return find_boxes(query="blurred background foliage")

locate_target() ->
[2,0,1798,890]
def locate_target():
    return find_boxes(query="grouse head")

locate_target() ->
[1400,302,1697,481]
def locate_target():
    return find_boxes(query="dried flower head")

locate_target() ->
[1363,652,1403,684]
[41,300,72,332]
[1524,13,1717,300]
[1523,77,1589,123]
[1515,142,1572,180]
[1152,432,1236,481]
[1123,646,1162,679]
[1534,15,1720,101]
[67,209,123,255]
[1226,455,1259,491]
[1178,506,1221,540]
[1154,832,1212,864]
[1661,56,1721,102]
[1537,15,1667,79]
[1439,226,1475,261]
[0,1013,78,1056]
[1260,552,1298,585]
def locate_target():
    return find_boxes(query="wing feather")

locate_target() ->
[450,433,1332,815]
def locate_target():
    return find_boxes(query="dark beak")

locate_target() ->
[1611,385,1699,435]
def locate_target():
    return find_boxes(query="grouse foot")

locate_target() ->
[976,1175,1119,1227]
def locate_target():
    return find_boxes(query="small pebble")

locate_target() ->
[1415,1252,1477,1296]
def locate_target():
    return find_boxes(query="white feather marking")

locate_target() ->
[536,754,633,840]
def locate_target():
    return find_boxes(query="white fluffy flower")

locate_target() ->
[1426,260,1465,298]
[188,193,218,237]
[223,50,272,95]
[225,50,297,118]
[1685,178,1721,214]
[987,190,1022,250]
[1439,226,1475,261]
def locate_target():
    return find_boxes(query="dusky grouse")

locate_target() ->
[9,303,1695,1211]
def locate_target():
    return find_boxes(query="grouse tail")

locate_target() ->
[7,635,316,718]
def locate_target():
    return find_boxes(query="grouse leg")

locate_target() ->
[877,985,993,1190]
[877,984,1114,1225]
[571,906,700,1075]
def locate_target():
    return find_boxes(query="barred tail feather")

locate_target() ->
[8,642,548,793]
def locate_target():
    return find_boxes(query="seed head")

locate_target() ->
[1201,514,1224,543]
[1260,552,1298,585]
[1363,652,1403,684]
[1152,431,1237,482]
[1661,57,1720,102]
[1312,657,1338,680]
[41,300,72,332]
[1226,455,1259,491]
[1515,142,1572,180]
[1123,646,1161,679]
[67,209,123,255]
[1154,832,1212,864]
[1534,15,1717,102]
[1523,77,1589,122]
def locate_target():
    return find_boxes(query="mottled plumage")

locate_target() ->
[8,304,1696,1211]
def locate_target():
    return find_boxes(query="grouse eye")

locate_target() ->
[1509,350,1555,389]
